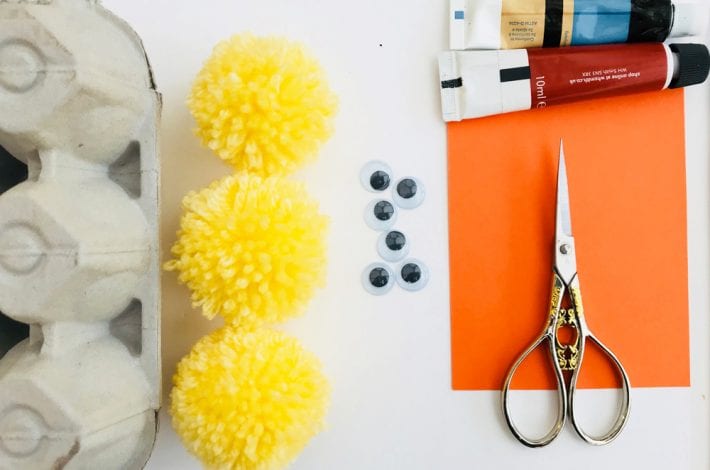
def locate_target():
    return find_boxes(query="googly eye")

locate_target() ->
[360,161,392,192]
[377,230,409,262]
[365,199,397,231]
[393,177,425,210]
[396,260,429,292]
[362,263,395,295]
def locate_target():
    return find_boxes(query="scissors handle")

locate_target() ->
[502,332,568,447]
[501,274,568,448]
[567,277,631,445]
[501,274,631,447]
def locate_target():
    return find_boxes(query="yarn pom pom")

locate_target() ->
[189,34,338,175]
[165,173,328,327]
[171,326,330,470]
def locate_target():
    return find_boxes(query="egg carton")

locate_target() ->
[0,0,161,468]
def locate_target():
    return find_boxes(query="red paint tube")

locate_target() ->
[439,43,710,122]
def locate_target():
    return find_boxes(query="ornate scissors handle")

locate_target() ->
[501,273,631,447]
[566,275,631,445]
[502,274,569,447]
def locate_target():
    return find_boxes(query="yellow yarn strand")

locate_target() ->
[171,326,330,470]
[189,34,338,175]
[165,173,329,328]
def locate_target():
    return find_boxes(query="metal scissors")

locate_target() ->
[501,141,631,447]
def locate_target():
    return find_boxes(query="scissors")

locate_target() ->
[501,141,631,448]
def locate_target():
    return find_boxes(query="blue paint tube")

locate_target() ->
[450,0,709,50]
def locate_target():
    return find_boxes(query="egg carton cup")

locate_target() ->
[0,0,161,468]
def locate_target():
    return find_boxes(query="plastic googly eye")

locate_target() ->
[362,263,395,295]
[360,161,392,192]
[377,230,410,262]
[365,199,397,231]
[396,260,429,292]
[393,177,425,209]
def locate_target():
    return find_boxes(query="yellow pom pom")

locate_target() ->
[165,173,328,327]
[171,327,330,470]
[189,34,338,175]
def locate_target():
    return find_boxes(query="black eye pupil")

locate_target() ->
[397,179,417,199]
[385,231,406,251]
[370,171,390,191]
[369,268,390,288]
[401,263,422,284]
[374,201,394,221]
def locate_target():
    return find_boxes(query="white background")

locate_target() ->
[100,1,710,469]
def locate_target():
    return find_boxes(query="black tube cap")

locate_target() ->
[669,43,710,89]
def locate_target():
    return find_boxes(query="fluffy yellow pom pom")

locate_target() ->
[189,34,338,175]
[171,326,330,470]
[165,173,328,327]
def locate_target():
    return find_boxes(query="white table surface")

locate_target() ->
[100,1,710,468]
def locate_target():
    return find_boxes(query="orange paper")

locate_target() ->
[448,90,690,390]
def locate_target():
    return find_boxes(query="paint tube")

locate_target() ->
[439,43,710,122]
[450,0,709,50]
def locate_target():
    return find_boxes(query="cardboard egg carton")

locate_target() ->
[0,0,161,468]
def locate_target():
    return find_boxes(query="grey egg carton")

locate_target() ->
[0,0,161,468]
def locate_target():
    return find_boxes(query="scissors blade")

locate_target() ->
[556,140,573,238]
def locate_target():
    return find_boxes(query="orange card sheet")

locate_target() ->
[448,89,690,391]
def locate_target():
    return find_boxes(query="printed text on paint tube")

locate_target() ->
[570,68,642,85]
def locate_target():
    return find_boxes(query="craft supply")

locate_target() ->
[361,161,393,192]
[450,0,708,50]
[378,230,410,262]
[362,164,429,294]
[393,177,426,209]
[171,326,330,470]
[365,199,398,230]
[171,31,335,470]
[448,91,689,392]
[0,1,160,467]
[188,34,338,175]
[165,173,329,328]
[439,42,710,122]
[502,142,630,447]
[396,260,430,292]
[363,263,396,295]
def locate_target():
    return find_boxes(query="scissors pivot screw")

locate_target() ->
[560,244,571,255]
